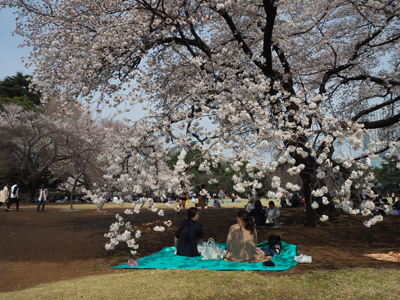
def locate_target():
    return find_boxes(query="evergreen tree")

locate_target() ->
[373,156,400,195]
[0,72,41,110]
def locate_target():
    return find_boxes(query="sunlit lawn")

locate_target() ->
[1,268,399,300]
[38,197,277,211]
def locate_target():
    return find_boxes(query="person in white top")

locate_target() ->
[7,182,19,211]
[265,201,281,226]
[37,184,48,212]
[0,183,9,206]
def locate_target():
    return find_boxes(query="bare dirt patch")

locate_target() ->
[0,204,399,292]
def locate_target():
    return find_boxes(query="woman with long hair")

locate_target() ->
[224,210,271,262]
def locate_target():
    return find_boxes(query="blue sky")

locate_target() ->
[0,8,148,121]
[0,9,33,80]
[0,8,128,120]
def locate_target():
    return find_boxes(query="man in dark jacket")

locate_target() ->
[174,207,204,256]
[249,200,267,226]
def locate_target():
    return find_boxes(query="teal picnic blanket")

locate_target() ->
[112,241,297,271]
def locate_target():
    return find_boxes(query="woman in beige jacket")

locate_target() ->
[0,183,9,206]
[224,210,271,263]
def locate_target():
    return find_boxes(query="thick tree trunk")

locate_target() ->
[300,170,338,225]
[70,178,79,210]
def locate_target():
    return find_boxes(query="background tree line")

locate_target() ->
[0,72,105,204]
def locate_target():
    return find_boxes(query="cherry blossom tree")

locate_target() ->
[0,104,66,197]
[51,118,106,209]
[84,118,190,253]
[86,118,190,206]
[0,104,107,203]
[2,0,400,226]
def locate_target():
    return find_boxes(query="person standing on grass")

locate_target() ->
[290,193,300,207]
[280,194,287,208]
[178,180,188,214]
[0,183,9,206]
[196,183,206,214]
[37,184,48,212]
[7,182,19,211]
[393,191,400,210]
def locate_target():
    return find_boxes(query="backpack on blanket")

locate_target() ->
[268,234,282,252]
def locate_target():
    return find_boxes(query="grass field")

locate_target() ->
[1,268,398,300]
[49,197,278,211]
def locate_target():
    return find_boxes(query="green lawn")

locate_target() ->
[1,268,398,300]
[45,197,269,210]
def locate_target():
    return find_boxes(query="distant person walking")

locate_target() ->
[196,183,206,214]
[280,194,287,208]
[7,182,20,211]
[0,183,9,206]
[37,184,48,212]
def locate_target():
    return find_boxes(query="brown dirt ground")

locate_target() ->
[0,203,400,292]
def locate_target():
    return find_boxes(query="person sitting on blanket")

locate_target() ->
[249,200,267,226]
[265,201,280,226]
[381,198,393,215]
[224,210,272,263]
[245,198,255,213]
[174,207,204,257]
[214,195,221,208]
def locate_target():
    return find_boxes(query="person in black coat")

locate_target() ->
[290,194,300,207]
[174,207,204,257]
[249,200,267,226]
[280,195,287,208]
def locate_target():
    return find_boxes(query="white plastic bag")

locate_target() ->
[201,238,222,260]
[197,241,206,254]
[294,254,312,263]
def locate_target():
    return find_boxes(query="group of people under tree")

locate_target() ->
[173,190,400,262]
[0,182,48,212]
[362,192,400,215]
[0,182,20,211]
[249,200,281,227]
[178,180,207,215]
[280,194,305,208]
[174,207,280,263]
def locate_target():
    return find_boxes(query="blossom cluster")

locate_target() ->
[104,214,141,255]
[363,215,383,228]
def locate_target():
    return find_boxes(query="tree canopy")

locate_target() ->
[2,0,400,225]
[0,104,105,201]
